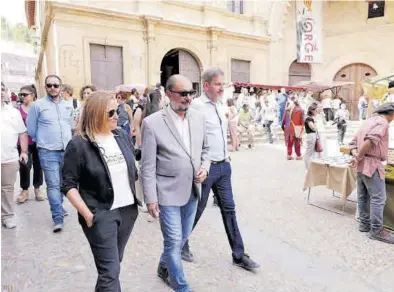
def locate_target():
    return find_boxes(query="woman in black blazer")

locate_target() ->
[62,91,141,291]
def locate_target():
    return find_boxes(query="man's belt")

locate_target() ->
[211,158,230,164]
[365,154,385,161]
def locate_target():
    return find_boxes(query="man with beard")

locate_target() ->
[27,75,73,233]
[141,75,210,291]
[182,67,260,272]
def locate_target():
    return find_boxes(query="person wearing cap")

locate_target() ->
[349,102,394,244]
[238,102,255,150]
[385,81,394,103]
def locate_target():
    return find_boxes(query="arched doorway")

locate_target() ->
[333,63,377,120]
[288,60,311,86]
[160,49,201,95]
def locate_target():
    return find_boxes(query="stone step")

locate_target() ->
[228,128,356,144]
[226,121,362,145]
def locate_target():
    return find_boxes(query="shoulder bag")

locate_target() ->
[315,132,323,153]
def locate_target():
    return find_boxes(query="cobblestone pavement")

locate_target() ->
[2,143,394,292]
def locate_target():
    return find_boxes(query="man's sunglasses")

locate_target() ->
[46,83,60,89]
[169,90,196,97]
[108,108,120,118]
[18,93,31,98]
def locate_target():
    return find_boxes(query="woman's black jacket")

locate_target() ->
[61,129,142,220]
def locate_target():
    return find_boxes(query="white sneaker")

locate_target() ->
[2,217,16,229]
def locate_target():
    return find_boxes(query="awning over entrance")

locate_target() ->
[233,82,306,92]
[294,80,354,94]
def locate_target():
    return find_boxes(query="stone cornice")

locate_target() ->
[161,0,204,12]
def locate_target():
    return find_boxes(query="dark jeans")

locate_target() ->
[17,143,43,190]
[357,171,386,234]
[184,161,245,259]
[337,124,347,144]
[323,108,334,121]
[82,204,138,292]
[38,149,64,225]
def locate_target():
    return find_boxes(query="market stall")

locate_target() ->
[361,73,394,117]
[304,155,357,215]
[385,163,394,230]
[294,80,354,100]
[361,74,394,229]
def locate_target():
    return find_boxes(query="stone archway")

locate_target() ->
[160,48,202,95]
[288,60,311,86]
[333,63,377,120]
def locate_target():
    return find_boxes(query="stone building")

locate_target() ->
[26,0,394,118]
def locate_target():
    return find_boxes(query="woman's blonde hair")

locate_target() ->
[77,91,115,140]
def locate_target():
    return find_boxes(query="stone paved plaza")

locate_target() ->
[2,143,394,292]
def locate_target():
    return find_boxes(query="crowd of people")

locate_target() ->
[1,69,394,291]
[1,68,260,292]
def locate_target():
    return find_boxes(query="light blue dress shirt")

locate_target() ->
[190,93,228,161]
[27,96,73,151]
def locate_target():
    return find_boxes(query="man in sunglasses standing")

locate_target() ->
[27,75,73,233]
[182,67,260,271]
[141,75,210,292]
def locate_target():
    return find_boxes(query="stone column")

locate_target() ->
[143,16,161,87]
[207,27,222,67]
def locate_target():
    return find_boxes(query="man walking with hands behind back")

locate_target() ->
[182,67,260,271]
[141,75,210,292]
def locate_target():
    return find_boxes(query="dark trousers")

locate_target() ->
[263,120,274,143]
[323,108,334,121]
[185,161,245,259]
[17,143,43,190]
[82,204,138,292]
[337,124,347,144]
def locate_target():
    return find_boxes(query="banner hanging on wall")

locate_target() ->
[296,0,323,63]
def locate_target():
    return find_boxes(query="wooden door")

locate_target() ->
[90,44,123,90]
[288,61,311,86]
[231,59,250,83]
[179,50,201,94]
[333,63,377,120]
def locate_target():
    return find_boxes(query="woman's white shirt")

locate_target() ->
[95,133,134,210]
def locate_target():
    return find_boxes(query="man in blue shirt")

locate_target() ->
[183,67,260,272]
[27,75,73,232]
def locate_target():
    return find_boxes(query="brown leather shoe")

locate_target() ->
[34,188,45,201]
[17,190,29,204]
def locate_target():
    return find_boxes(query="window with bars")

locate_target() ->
[227,0,243,14]
[368,0,385,19]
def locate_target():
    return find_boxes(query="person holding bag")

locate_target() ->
[304,103,322,169]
